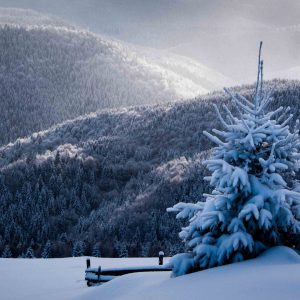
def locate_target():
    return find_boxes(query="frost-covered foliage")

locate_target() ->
[41,241,52,259]
[1,80,300,258]
[0,20,206,145]
[2,245,12,258]
[25,246,35,258]
[168,45,300,275]
[92,243,101,258]
[72,241,86,257]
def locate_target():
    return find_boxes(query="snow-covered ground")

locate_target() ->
[0,256,169,300]
[1,247,300,300]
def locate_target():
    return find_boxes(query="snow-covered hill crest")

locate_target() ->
[0,8,232,145]
[0,7,74,28]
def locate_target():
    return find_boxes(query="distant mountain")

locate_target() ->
[269,66,300,81]
[0,7,74,28]
[0,8,232,145]
[1,1,299,83]
[0,79,299,258]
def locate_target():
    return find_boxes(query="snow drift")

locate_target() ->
[76,247,300,300]
[1,247,298,300]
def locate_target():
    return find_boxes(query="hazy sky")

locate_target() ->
[0,0,299,83]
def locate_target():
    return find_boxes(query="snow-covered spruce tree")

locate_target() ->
[115,240,129,258]
[41,241,52,259]
[25,246,35,259]
[168,42,300,276]
[72,241,86,257]
[2,245,12,258]
[92,243,101,258]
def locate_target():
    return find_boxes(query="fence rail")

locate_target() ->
[85,252,172,286]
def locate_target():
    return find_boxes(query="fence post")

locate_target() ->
[86,258,91,269]
[97,266,101,281]
[159,251,164,265]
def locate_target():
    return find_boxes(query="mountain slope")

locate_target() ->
[270,66,300,81]
[0,24,186,145]
[1,1,300,82]
[0,8,233,145]
[0,79,299,258]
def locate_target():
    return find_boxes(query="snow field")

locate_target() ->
[1,247,300,300]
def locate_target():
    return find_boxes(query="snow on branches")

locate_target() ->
[168,42,300,276]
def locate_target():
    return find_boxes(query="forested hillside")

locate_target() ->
[1,1,300,83]
[0,24,186,145]
[0,79,299,258]
[1,8,231,147]
[0,8,235,146]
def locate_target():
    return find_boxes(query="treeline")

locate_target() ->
[1,80,300,257]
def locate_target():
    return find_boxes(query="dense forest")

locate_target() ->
[1,79,300,258]
[0,21,203,146]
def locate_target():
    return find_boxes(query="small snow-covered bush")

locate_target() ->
[168,43,300,276]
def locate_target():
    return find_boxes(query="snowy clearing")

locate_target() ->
[0,256,169,300]
[1,247,300,300]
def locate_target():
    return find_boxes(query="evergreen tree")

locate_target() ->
[41,240,52,259]
[117,242,128,258]
[2,245,12,258]
[140,242,151,257]
[92,243,101,257]
[25,246,35,258]
[168,42,300,276]
[72,241,85,257]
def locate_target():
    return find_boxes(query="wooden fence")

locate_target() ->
[85,252,172,286]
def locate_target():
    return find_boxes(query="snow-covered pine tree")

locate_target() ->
[72,241,85,257]
[92,243,101,257]
[115,240,129,258]
[41,240,52,259]
[168,42,300,276]
[25,246,35,258]
[2,245,12,258]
